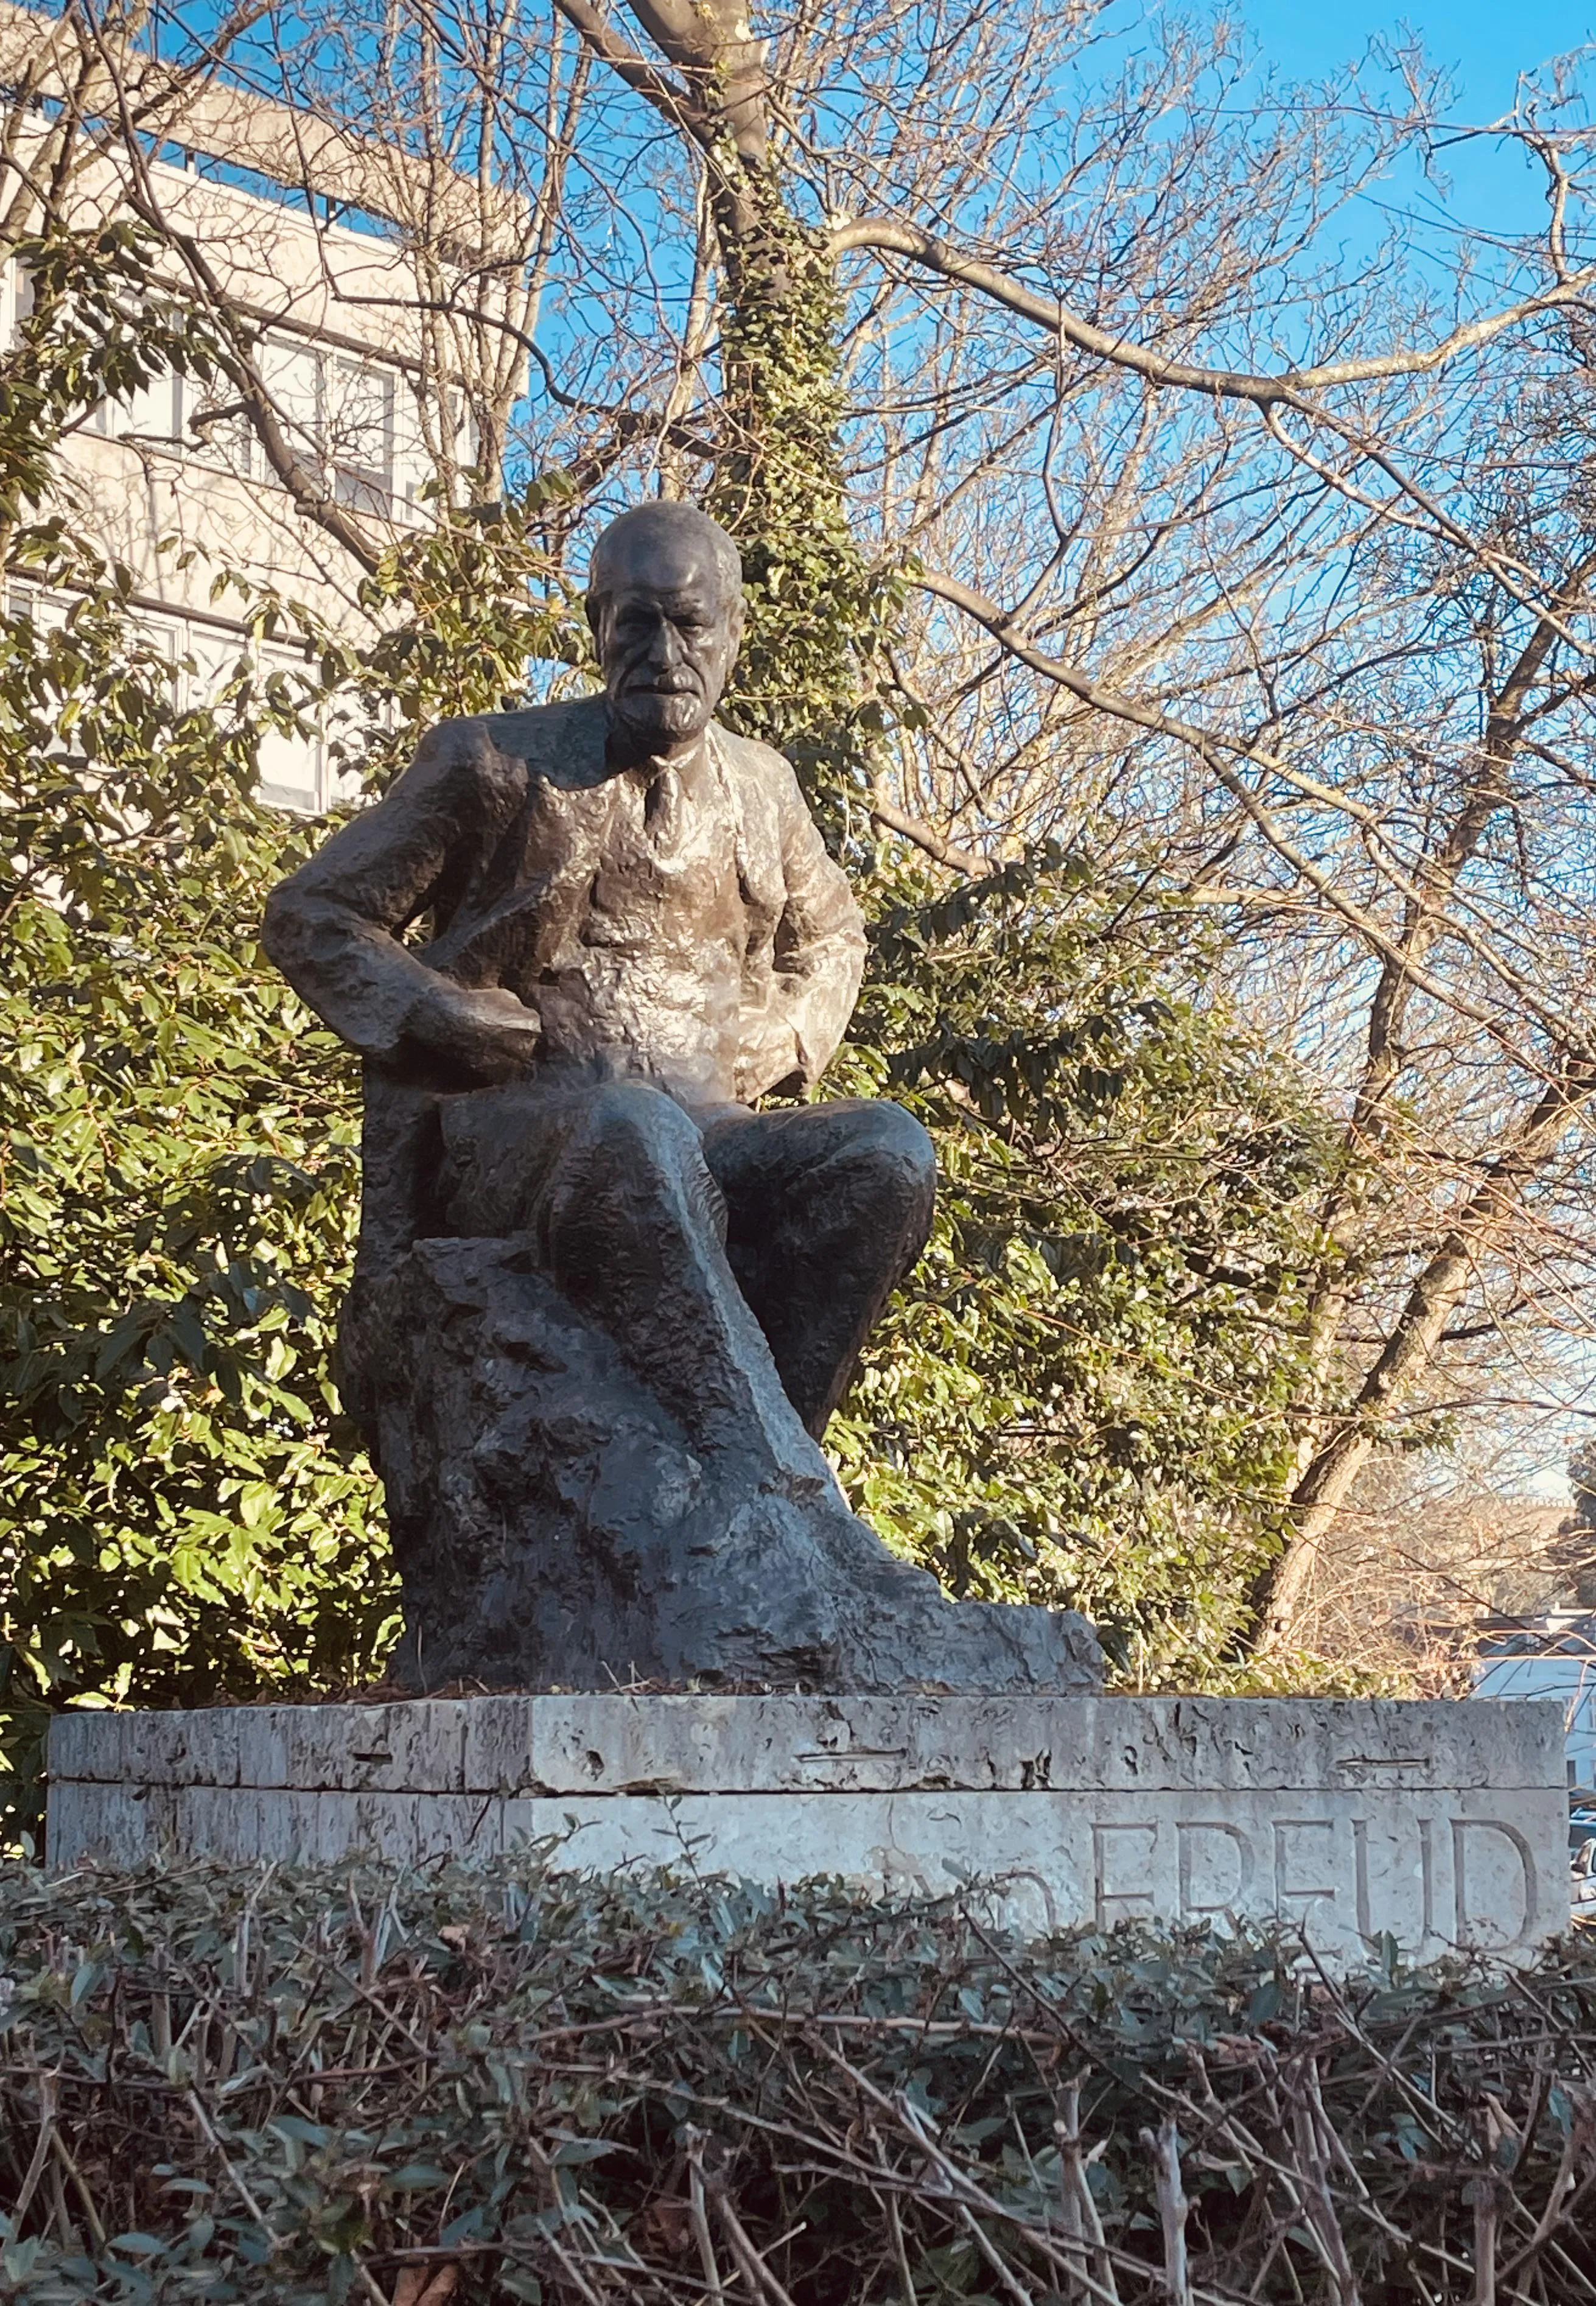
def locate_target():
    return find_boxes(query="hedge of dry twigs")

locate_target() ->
[2,1855,1595,2304]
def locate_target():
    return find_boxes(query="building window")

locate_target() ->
[128,607,184,690]
[24,276,411,517]
[326,356,395,515]
[251,338,404,514]
[1,254,34,349]
[125,367,185,449]
[255,641,327,812]
[184,382,254,477]
[261,336,322,469]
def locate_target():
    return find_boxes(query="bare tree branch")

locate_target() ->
[830,212,1596,407]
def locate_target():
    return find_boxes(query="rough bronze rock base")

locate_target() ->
[340,1239,1102,1697]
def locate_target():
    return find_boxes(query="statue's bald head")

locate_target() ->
[587,501,743,619]
[586,502,744,762]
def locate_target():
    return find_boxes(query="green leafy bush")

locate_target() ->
[830,850,1333,1675]
[0,569,394,1848]
[1,1852,1592,2302]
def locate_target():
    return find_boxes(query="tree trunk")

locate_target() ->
[551,0,886,795]
[1252,1072,1589,1647]
[1253,554,1596,1649]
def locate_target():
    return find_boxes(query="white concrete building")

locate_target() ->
[2,3,502,807]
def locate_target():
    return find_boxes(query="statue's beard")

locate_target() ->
[610,684,710,751]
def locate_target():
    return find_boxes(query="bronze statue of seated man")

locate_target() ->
[264,501,1099,1694]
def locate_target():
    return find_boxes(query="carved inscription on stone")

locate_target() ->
[1091,1821,1159,1923]
[1451,1817,1539,1946]
[1175,1820,1254,1919]
[1090,1806,1543,1950]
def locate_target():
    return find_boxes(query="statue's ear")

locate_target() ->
[584,592,604,640]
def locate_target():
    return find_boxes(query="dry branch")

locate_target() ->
[2,1854,1595,2304]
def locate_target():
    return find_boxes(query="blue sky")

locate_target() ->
[1247,0,1593,115]
[1245,0,1595,237]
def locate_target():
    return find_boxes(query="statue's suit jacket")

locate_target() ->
[262,694,867,1263]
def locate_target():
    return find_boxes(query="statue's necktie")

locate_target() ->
[644,762,682,856]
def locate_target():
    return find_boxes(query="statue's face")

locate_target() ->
[590,526,741,756]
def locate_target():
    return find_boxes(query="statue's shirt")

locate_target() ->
[262,695,866,1106]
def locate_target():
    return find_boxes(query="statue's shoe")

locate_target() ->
[658,1470,1101,1694]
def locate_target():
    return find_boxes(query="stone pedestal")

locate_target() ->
[46,1694,1569,1963]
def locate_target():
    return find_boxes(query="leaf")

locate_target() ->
[270,2115,332,2147]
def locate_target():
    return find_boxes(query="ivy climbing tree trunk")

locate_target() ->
[550,0,910,818]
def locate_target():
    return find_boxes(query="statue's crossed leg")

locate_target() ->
[345,1073,1100,1692]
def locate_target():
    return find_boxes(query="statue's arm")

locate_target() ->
[262,720,539,1080]
[737,758,868,1100]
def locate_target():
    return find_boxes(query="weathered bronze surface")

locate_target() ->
[264,502,1099,1692]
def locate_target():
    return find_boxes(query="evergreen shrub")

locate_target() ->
[1,1854,1592,2302]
